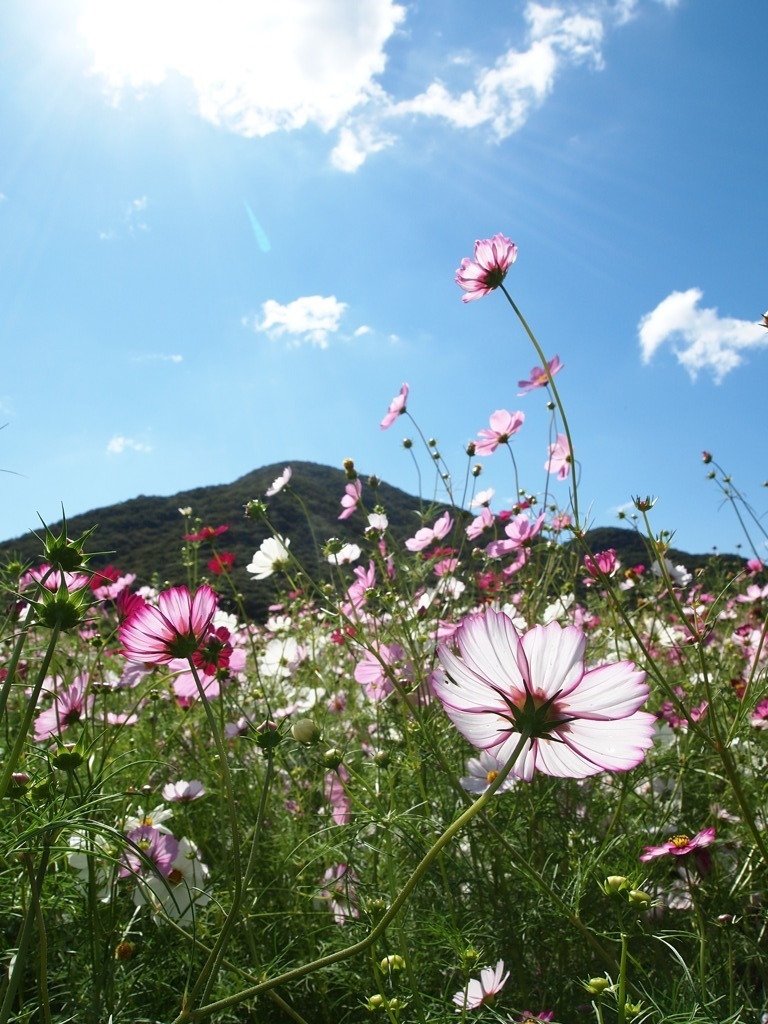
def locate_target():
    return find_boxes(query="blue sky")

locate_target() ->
[1,0,767,559]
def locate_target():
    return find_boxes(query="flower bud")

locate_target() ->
[627,889,652,909]
[584,977,611,995]
[114,941,136,961]
[602,875,630,894]
[366,994,386,1011]
[380,954,406,972]
[291,719,321,746]
[321,747,343,770]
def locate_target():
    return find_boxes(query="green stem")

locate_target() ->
[170,728,534,1024]
[616,933,628,1024]
[182,659,243,1010]
[0,622,61,799]
[500,285,579,525]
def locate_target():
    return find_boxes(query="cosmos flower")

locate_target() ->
[34,675,94,742]
[452,959,510,1011]
[455,233,518,302]
[338,478,362,520]
[265,466,292,496]
[432,609,655,781]
[474,410,525,456]
[119,585,218,664]
[640,827,716,862]
[246,536,291,580]
[381,382,409,429]
[517,355,564,395]
[162,780,205,802]
[545,434,572,480]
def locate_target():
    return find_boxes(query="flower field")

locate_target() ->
[2,238,767,1024]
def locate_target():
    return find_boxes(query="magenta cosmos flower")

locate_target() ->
[453,959,510,1011]
[119,584,217,664]
[432,609,655,781]
[640,827,716,862]
[518,355,564,395]
[455,234,518,302]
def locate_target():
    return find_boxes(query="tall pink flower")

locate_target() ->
[432,609,654,781]
[475,410,525,455]
[517,355,564,395]
[380,382,409,429]
[455,234,518,302]
[119,585,217,664]
[545,433,572,480]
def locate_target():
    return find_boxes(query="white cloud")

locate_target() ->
[393,5,604,139]
[330,121,396,172]
[638,288,768,383]
[78,0,406,136]
[77,0,673,171]
[353,325,373,337]
[107,436,153,455]
[249,295,348,348]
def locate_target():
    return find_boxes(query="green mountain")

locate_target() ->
[0,462,742,620]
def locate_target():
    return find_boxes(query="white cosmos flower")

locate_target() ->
[265,466,292,496]
[247,536,291,579]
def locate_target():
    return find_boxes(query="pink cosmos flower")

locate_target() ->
[545,434,572,480]
[550,512,572,532]
[380,382,409,429]
[20,563,90,593]
[584,549,619,580]
[319,863,359,925]
[475,410,525,456]
[119,584,218,664]
[466,506,495,541]
[120,826,179,880]
[183,524,229,542]
[34,675,94,741]
[324,766,351,825]
[517,355,564,395]
[452,959,510,1011]
[405,511,454,552]
[338,478,362,520]
[640,827,716,862]
[455,233,518,302]
[354,642,412,700]
[162,779,205,802]
[432,609,655,781]
[486,513,545,557]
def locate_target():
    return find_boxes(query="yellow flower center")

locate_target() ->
[485,770,499,784]
[670,834,691,848]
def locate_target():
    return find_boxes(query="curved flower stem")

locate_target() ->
[170,728,534,1024]
[500,285,579,525]
[0,622,61,800]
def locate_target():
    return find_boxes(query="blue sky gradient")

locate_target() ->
[1,0,766,558]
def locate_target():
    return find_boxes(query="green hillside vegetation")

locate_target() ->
[0,461,743,621]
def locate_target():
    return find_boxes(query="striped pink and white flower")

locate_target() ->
[432,608,655,781]
[119,584,217,664]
